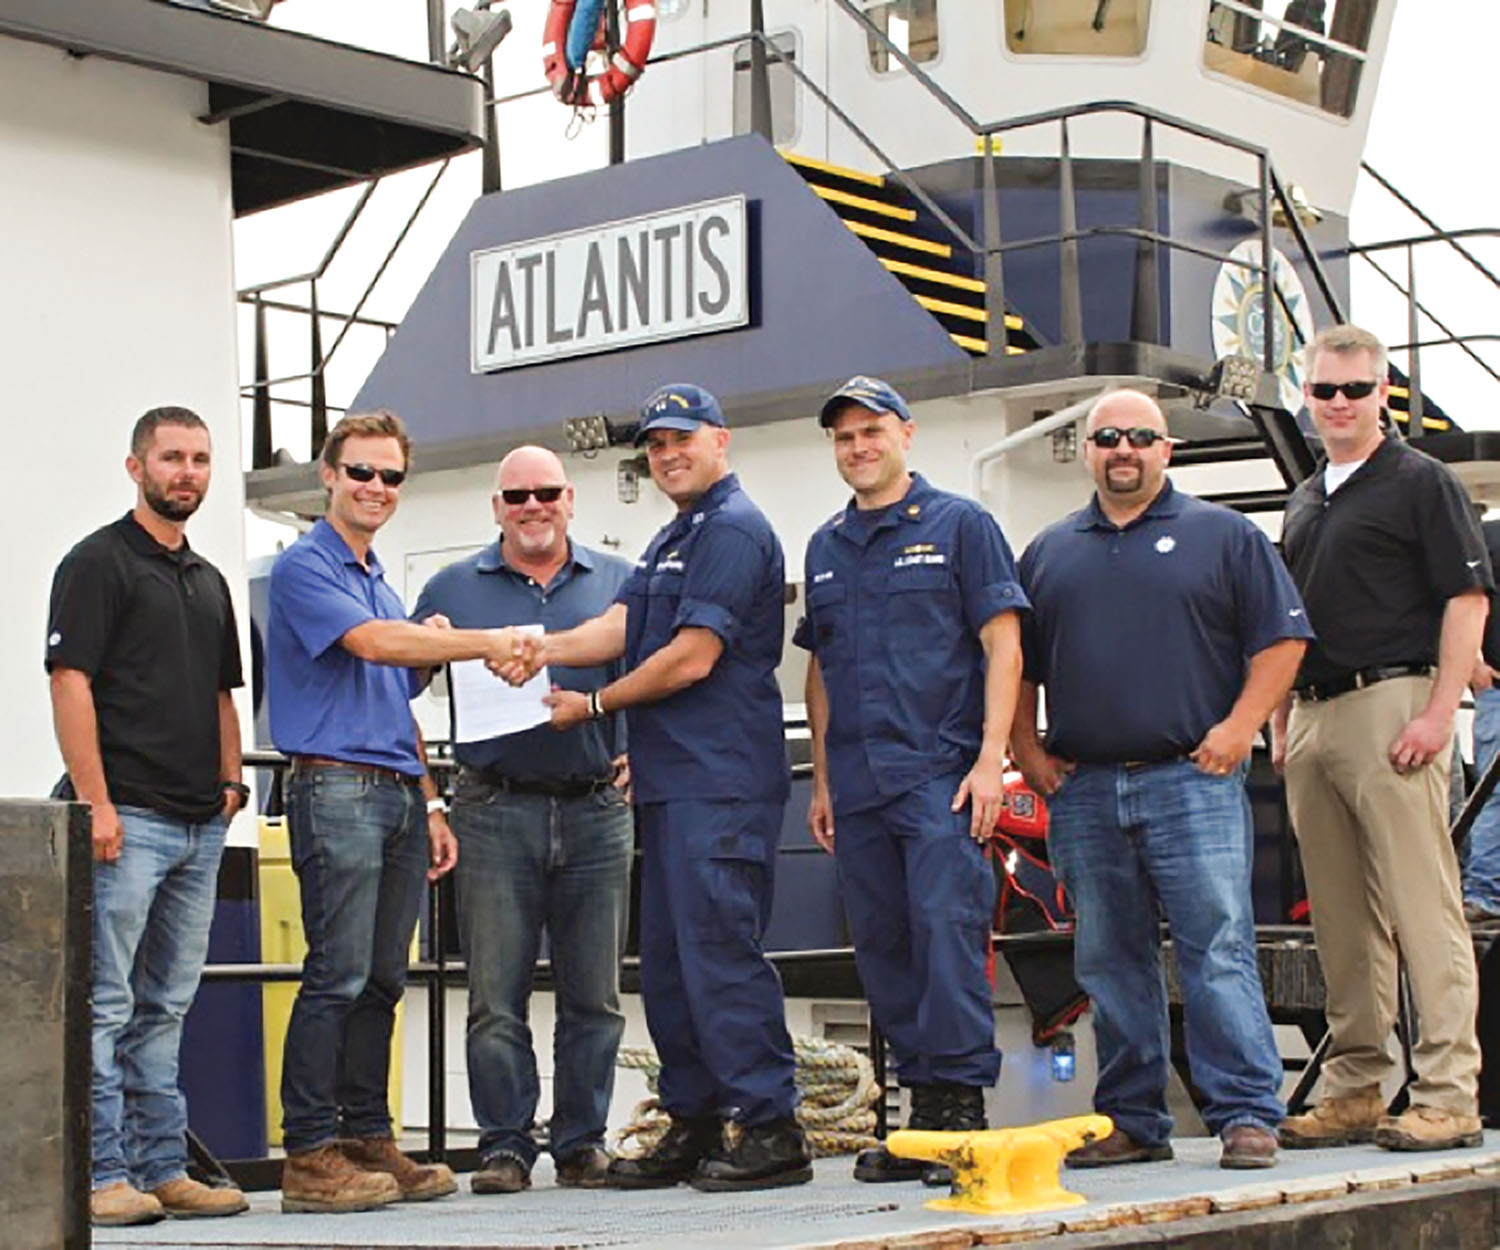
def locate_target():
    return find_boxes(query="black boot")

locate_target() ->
[606,1115,722,1189]
[853,1084,943,1183]
[921,1083,987,1188]
[690,1117,813,1192]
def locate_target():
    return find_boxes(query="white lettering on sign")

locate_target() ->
[471,196,748,372]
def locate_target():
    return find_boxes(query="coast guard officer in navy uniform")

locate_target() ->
[796,376,1026,1184]
[512,384,811,1192]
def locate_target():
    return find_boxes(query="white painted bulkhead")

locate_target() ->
[0,36,252,817]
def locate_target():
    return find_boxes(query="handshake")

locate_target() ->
[490,631,546,686]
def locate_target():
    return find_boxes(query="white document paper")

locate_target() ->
[449,625,550,742]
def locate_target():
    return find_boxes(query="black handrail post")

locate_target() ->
[608,0,626,164]
[1259,154,1275,377]
[252,296,272,470]
[481,59,502,193]
[426,0,446,64]
[1058,118,1083,348]
[1407,243,1425,437]
[981,134,1007,359]
[427,879,448,1162]
[308,281,328,461]
[1131,115,1161,345]
[749,0,774,142]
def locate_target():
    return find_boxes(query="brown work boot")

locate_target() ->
[341,1135,458,1201]
[1280,1086,1384,1149]
[1373,1105,1484,1152]
[90,1181,165,1227]
[151,1176,249,1218]
[281,1143,401,1213]
[556,1145,612,1188]
[1219,1124,1278,1170]
[1065,1128,1173,1168]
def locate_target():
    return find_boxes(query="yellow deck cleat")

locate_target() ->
[888,1114,1114,1215]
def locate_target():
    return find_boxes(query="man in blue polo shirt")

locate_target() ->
[795,376,1025,1186]
[1012,388,1311,1170]
[516,384,809,1192]
[268,411,528,1214]
[411,445,633,1195]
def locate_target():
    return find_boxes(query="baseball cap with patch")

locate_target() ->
[635,383,727,445]
[818,375,914,427]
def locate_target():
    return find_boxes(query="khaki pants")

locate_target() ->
[1285,675,1479,1114]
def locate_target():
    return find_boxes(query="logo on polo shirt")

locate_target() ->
[48,631,61,648]
[1155,536,1176,554]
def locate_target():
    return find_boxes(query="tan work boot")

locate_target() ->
[151,1176,249,1218]
[281,1143,401,1213]
[1374,1105,1484,1152]
[90,1181,165,1226]
[1280,1086,1385,1148]
[341,1135,458,1202]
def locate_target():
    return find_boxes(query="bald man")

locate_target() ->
[1013,390,1312,1170]
[413,447,634,1194]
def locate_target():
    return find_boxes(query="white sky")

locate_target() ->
[239,0,1499,475]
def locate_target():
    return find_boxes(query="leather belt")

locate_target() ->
[290,755,422,786]
[1294,663,1433,703]
[464,768,614,799]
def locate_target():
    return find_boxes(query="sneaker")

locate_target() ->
[1373,1105,1484,1152]
[150,1176,249,1218]
[607,1115,722,1189]
[471,1153,531,1194]
[556,1145,612,1188]
[1219,1124,1278,1170]
[90,1181,165,1227]
[690,1117,813,1192]
[853,1085,943,1183]
[1280,1086,1384,1149]
[281,1143,401,1214]
[340,1135,457,1202]
[1065,1128,1174,1168]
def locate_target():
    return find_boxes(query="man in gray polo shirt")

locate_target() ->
[413,446,633,1194]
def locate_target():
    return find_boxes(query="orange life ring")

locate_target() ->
[542,0,657,108]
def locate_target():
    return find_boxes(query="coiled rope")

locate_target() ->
[613,1035,881,1158]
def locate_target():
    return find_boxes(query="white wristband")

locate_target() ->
[426,796,447,815]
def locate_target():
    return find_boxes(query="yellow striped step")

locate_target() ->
[779,149,886,188]
[845,219,951,257]
[948,332,1028,355]
[914,295,1024,330]
[881,256,985,294]
[813,184,915,222]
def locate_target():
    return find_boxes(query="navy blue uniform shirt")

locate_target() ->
[1020,482,1313,764]
[793,473,1028,814]
[618,473,790,806]
[268,519,424,775]
[411,539,630,780]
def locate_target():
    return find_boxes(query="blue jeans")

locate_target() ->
[92,806,226,1189]
[450,777,633,1166]
[280,765,427,1153]
[1046,761,1284,1145]
[1465,688,1500,911]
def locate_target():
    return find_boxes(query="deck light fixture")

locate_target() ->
[450,4,514,73]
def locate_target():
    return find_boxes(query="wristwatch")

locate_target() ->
[221,780,251,805]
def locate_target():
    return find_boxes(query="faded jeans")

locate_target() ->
[450,775,633,1166]
[92,806,226,1189]
[1464,687,1500,912]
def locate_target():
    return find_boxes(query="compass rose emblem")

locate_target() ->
[1211,239,1314,414]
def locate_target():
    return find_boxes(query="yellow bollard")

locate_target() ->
[888,1114,1115,1215]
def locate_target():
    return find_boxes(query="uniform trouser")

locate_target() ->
[1285,675,1480,1113]
[834,775,1002,1088]
[637,800,797,1126]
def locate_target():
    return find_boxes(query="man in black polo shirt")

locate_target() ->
[1013,388,1311,1170]
[47,407,250,1226]
[1276,323,1491,1152]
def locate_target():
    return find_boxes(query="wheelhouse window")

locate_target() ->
[1204,0,1377,119]
[863,0,941,73]
[733,31,799,145]
[1003,0,1152,56]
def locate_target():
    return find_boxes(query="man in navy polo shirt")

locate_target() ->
[411,445,633,1195]
[795,376,1025,1185]
[268,411,528,1214]
[515,384,809,1192]
[1013,388,1311,1170]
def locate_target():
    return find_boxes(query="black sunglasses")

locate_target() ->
[1087,426,1171,449]
[1308,380,1379,401]
[340,462,406,487]
[499,486,566,505]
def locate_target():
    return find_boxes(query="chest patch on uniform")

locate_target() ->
[893,546,946,569]
[1154,536,1176,554]
[812,570,834,584]
[656,552,686,573]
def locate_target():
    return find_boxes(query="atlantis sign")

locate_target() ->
[470,196,748,372]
